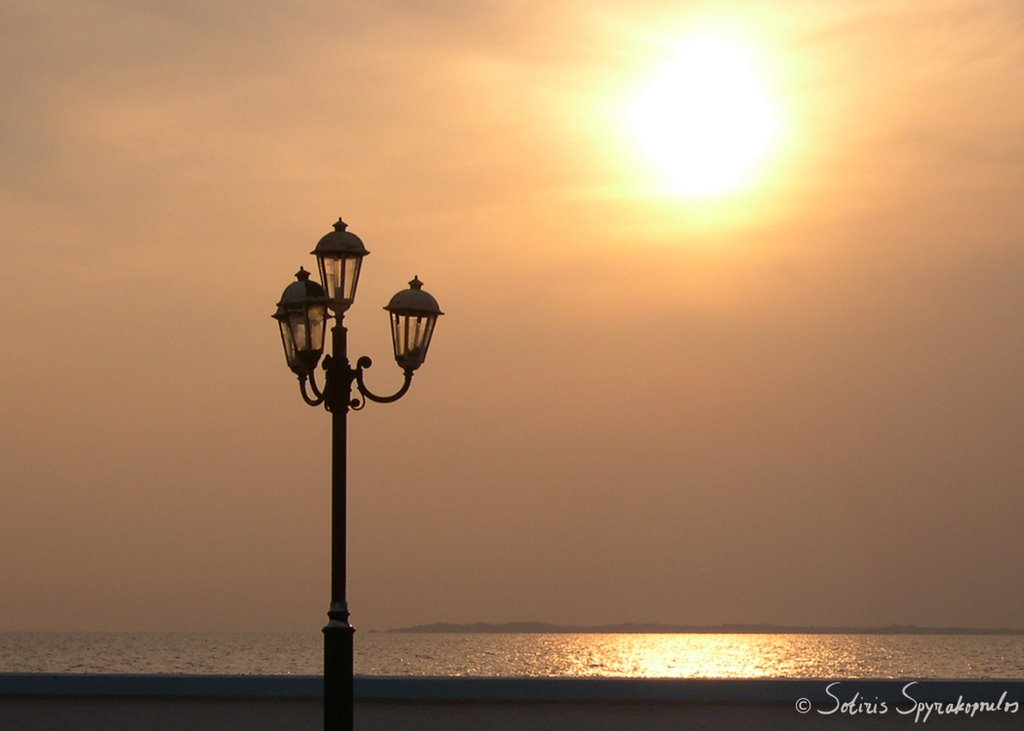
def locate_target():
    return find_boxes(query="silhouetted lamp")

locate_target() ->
[272,216,442,731]
[272,267,328,376]
[386,276,444,371]
[312,217,368,312]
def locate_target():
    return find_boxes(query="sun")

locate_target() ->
[628,36,781,198]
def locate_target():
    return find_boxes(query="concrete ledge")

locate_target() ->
[3,674,1022,702]
[2,675,1022,731]
[0,674,321,698]
[356,676,1024,704]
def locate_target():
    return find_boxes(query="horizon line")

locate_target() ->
[381,621,1024,635]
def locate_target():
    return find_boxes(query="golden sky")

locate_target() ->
[2,0,1023,632]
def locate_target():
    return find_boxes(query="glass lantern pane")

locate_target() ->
[288,312,311,351]
[279,318,297,367]
[390,312,405,356]
[419,317,436,352]
[318,255,364,307]
[341,257,363,303]
[409,316,424,351]
[320,257,342,302]
[390,313,437,369]
[307,304,327,352]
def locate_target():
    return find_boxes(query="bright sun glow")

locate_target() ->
[628,36,781,198]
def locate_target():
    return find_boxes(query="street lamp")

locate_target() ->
[273,217,443,731]
[311,217,368,312]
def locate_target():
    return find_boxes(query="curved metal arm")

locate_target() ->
[299,369,326,407]
[354,356,413,404]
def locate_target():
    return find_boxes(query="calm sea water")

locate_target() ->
[1,632,1022,679]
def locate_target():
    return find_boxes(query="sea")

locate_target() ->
[2,632,1023,679]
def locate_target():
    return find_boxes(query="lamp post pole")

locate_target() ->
[273,217,443,731]
[323,321,354,731]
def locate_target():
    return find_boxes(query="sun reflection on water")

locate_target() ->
[356,633,1024,679]
[564,634,778,678]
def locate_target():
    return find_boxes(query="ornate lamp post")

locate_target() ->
[273,217,443,731]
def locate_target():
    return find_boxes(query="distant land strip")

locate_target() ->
[382,622,1024,635]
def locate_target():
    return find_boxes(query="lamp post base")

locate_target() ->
[323,604,355,731]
